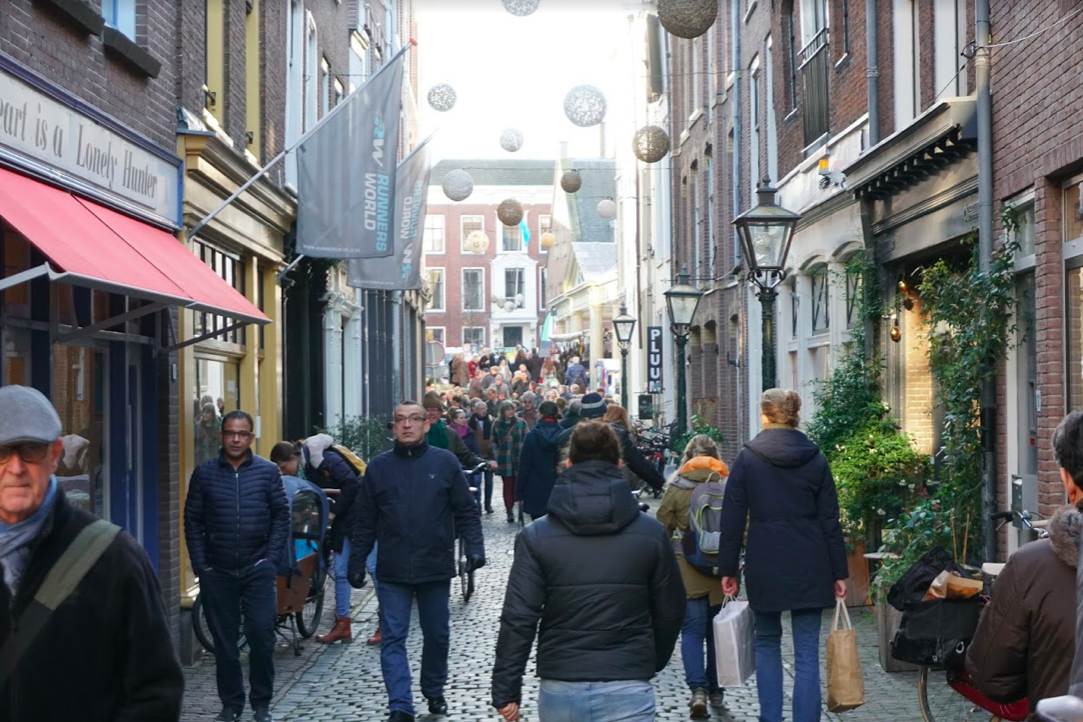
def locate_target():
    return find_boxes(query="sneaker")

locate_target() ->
[689,688,709,719]
[252,709,273,722]
[214,708,241,721]
[709,690,725,707]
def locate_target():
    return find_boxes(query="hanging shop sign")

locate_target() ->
[647,326,663,393]
[0,63,180,226]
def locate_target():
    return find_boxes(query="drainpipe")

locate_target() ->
[865,0,880,146]
[731,0,743,247]
[976,0,997,564]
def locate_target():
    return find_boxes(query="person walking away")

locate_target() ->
[303,434,362,644]
[185,410,290,722]
[491,421,685,722]
[969,411,1082,710]
[565,356,588,390]
[656,435,730,717]
[486,387,501,419]
[718,389,847,722]
[492,401,527,524]
[526,349,544,382]
[348,401,486,722]
[559,394,665,493]
[515,401,563,522]
[0,386,183,721]
[469,400,498,513]
[519,392,539,431]
[603,404,646,492]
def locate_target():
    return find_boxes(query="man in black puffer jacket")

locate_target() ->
[184,410,289,722]
[491,421,684,722]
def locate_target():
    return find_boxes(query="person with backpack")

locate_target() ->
[564,356,588,390]
[655,435,730,718]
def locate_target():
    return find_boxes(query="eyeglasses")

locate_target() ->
[0,442,51,464]
[221,430,253,440]
[393,414,427,424]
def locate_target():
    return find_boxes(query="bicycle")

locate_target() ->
[457,461,488,603]
[915,509,1046,722]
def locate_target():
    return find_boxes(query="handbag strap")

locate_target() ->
[833,597,852,631]
[0,519,120,688]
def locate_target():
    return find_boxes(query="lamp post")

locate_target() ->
[612,302,637,409]
[732,179,801,391]
[664,267,703,433]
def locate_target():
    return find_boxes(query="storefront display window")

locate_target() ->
[192,356,241,466]
[52,344,107,518]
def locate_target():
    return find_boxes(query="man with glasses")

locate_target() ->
[348,400,485,722]
[185,410,289,722]
[0,385,183,721]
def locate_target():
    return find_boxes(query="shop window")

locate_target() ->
[193,356,241,466]
[52,344,107,518]
[810,266,829,334]
[3,327,31,386]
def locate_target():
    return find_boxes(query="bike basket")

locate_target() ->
[887,545,975,611]
[890,598,980,670]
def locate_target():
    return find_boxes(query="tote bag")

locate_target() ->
[826,598,865,712]
[713,595,755,687]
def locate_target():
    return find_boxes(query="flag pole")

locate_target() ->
[188,40,417,242]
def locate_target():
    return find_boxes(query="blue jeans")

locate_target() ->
[378,579,451,715]
[200,562,277,710]
[537,680,655,721]
[332,537,352,618]
[682,597,722,692]
[753,608,823,722]
[366,542,379,596]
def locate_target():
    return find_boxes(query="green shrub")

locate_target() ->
[319,415,391,462]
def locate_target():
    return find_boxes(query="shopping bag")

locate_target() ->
[827,598,865,712]
[713,595,755,687]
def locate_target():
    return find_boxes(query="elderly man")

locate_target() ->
[0,386,183,721]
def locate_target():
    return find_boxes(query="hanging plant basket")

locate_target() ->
[502,0,540,16]
[498,198,525,227]
[500,128,525,152]
[442,169,474,201]
[633,125,671,163]
[657,0,718,39]
[563,85,607,127]
[560,169,583,193]
[426,83,457,112]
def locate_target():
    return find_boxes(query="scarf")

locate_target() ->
[451,421,471,440]
[427,419,451,449]
[0,476,59,600]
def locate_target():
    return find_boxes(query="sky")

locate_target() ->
[415,0,641,164]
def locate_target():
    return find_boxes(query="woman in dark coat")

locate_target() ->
[718,389,847,722]
[515,401,563,520]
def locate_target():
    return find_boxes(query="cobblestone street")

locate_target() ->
[181,503,924,721]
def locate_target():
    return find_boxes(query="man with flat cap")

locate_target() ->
[0,385,183,721]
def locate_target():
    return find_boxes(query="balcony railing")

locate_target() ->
[799,28,831,147]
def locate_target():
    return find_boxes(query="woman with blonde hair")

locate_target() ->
[718,389,847,722]
[656,434,730,717]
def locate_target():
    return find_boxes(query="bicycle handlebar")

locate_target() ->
[466,462,489,474]
[990,511,1014,522]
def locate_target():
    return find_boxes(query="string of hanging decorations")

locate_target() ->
[633,125,671,163]
[441,169,474,201]
[560,169,583,193]
[563,85,607,127]
[497,198,525,226]
[500,128,525,152]
[427,83,457,112]
[657,0,718,39]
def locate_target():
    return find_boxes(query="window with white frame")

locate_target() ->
[426,327,445,344]
[789,279,800,338]
[304,13,318,131]
[539,267,548,309]
[765,36,779,183]
[427,268,445,312]
[333,79,345,108]
[320,58,331,118]
[504,267,525,305]
[893,0,921,128]
[501,224,523,252]
[348,32,369,92]
[463,327,485,348]
[102,0,136,38]
[933,0,968,100]
[749,55,761,201]
[424,215,445,253]
[285,0,304,187]
[845,261,863,329]
[810,265,830,334]
[461,216,484,252]
[463,268,485,311]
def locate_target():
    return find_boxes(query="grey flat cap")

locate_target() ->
[0,385,62,445]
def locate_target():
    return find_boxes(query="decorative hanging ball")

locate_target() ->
[497,198,525,227]
[467,231,489,252]
[632,125,671,163]
[560,169,583,193]
[596,198,617,219]
[540,231,556,249]
[427,83,457,112]
[499,128,525,152]
[441,169,474,201]
[657,0,719,39]
[563,85,608,127]
[502,0,540,16]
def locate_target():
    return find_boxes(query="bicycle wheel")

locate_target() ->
[192,593,247,655]
[917,667,994,721]
[295,569,327,639]
[458,537,469,601]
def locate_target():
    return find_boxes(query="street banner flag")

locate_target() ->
[347,136,433,290]
[296,47,407,259]
[519,219,531,248]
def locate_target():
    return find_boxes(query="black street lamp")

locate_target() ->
[612,302,637,409]
[733,179,801,391]
[664,266,703,433]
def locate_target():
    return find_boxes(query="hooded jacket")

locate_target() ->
[491,460,685,708]
[515,419,563,518]
[303,434,361,553]
[717,426,847,612]
[969,504,1080,711]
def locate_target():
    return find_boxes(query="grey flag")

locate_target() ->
[347,137,432,290]
[296,48,406,258]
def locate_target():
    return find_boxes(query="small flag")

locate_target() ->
[520,219,531,249]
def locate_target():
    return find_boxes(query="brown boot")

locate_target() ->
[316,616,352,644]
[366,625,382,646]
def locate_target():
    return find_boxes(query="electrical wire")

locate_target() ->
[987,5,1083,49]
[932,60,969,103]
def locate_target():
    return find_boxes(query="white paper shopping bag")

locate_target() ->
[713,595,755,687]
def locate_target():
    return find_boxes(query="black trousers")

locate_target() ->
[201,562,277,710]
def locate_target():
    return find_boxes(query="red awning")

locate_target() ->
[0,167,268,325]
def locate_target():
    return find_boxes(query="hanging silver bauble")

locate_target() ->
[632,125,671,163]
[427,83,457,112]
[442,169,474,201]
[500,128,524,152]
[563,85,607,127]
[560,169,582,193]
[467,231,489,252]
[540,231,556,249]
[497,198,525,227]
[504,300,517,313]
[596,198,617,219]
[515,293,525,305]
[502,0,540,16]
[657,0,718,39]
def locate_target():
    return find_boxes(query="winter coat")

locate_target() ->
[470,413,494,457]
[347,440,484,585]
[490,460,685,708]
[307,444,362,553]
[515,419,563,518]
[184,451,290,574]
[717,426,847,612]
[512,377,530,398]
[492,417,527,477]
[970,504,1080,711]
[451,357,469,387]
[565,362,588,389]
[655,456,731,607]
[0,492,184,721]
[468,378,484,400]
[526,355,544,381]
[556,421,665,492]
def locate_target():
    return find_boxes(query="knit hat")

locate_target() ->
[579,392,607,419]
[422,390,445,411]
